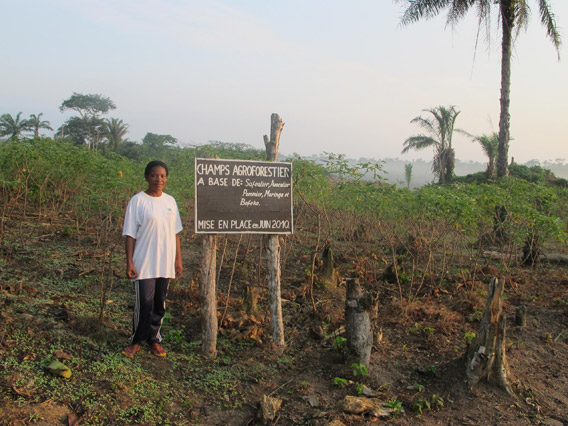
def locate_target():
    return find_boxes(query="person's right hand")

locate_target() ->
[126,263,138,279]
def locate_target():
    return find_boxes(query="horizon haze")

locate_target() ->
[1,0,567,164]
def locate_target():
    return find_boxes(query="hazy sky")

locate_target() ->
[2,0,567,163]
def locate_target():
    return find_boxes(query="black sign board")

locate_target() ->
[195,158,293,234]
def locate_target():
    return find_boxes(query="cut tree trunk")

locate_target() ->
[264,113,285,347]
[200,234,218,357]
[243,282,259,315]
[345,278,374,367]
[515,305,527,327]
[482,251,568,265]
[541,253,568,265]
[493,205,509,244]
[320,242,338,289]
[521,231,541,266]
[466,277,511,394]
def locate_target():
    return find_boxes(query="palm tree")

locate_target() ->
[461,131,499,179]
[404,163,413,189]
[101,118,129,151]
[0,112,30,138]
[396,0,561,178]
[402,105,460,184]
[28,113,53,138]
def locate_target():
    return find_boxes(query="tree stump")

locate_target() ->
[320,242,338,289]
[243,282,259,315]
[345,278,374,367]
[493,205,509,244]
[522,231,541,266]
[515,305,527,327]
[466,277,512,394]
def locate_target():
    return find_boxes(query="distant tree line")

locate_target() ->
[0,92,180,161]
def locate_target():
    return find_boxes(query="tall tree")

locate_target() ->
[396,0,562,177]
[142,132,178,157]
[0,112,30,138]
[60,93,116,150]
[142,132,177,149]
[102,118,129,151]
[402,105,460,184]
[57,116,104,147]
[28,113,53,138]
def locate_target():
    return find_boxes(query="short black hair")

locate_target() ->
[144,160,169,178]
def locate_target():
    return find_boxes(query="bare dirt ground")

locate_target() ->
[1,211,567,426]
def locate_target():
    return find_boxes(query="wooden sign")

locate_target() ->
[195,158,293,234]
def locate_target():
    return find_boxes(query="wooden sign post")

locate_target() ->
[263,113,286,347]
[200,234,217,357]
[195,113,290,352]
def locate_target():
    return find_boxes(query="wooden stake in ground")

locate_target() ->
[345,278,374,367]
[263,113,285,347]
[200,234,218,356]
[466,277,512,394]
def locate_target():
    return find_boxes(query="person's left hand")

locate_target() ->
[175,259,183,278]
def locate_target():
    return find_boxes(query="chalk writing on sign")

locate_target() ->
[195,158,293,234]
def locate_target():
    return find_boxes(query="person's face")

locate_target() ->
[146,166,167,194]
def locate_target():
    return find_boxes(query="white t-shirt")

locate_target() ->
[122,191,183,280]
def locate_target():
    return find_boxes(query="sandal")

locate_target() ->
[149,343,167,357]
[122,344,141,358]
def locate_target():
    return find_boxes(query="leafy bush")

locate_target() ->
[1,138,565,267]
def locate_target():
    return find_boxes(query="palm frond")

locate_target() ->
[402,135,439,153]
[476,0,493,46]
[514,1,531,40]
[409,116,436,134]
[0,112,29,138]
[28,113,53,136]
[398,0,453,26]
[101,117,129,149]
[425,105,460,149]
[446,0,480,27]
[537,0,562,58]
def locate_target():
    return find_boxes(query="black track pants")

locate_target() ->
[131,278,169,344]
